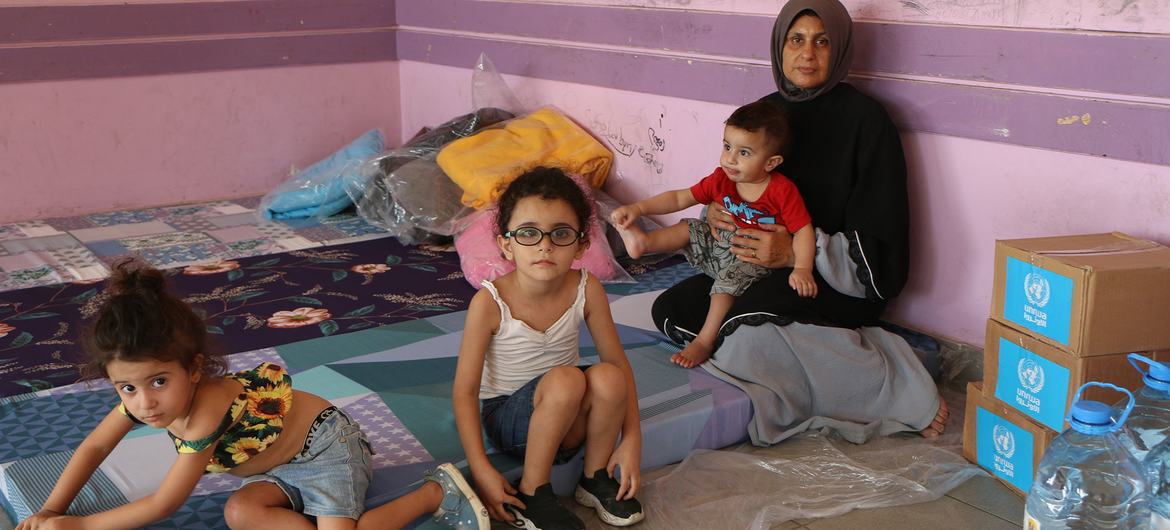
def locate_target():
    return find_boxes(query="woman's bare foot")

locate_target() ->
[920,395,949,438]
[670,338,714,369]
[615,225,649,260]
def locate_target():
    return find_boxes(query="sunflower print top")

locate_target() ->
[118,362,294,473]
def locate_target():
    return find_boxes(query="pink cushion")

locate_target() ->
[454,175,628,288]
[455,208,624,288]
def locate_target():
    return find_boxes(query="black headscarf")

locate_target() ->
[770,0,854,102]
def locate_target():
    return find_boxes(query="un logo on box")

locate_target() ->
[1018,358,1045,393]
[994,425,1017,458]
[1024,272,1051,307]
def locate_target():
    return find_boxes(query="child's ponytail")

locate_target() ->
[81,258,226,381]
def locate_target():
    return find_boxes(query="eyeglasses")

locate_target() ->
[503,226,585,246]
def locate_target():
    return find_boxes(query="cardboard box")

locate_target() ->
[963,382,1057,496]
[982,319,1170,432]
[990,232,1170,356]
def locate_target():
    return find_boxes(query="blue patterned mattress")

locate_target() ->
[0,274,751,528]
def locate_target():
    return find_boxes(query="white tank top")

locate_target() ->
[478,271,587,399]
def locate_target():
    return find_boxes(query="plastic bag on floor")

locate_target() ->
[346,108,514,244]
[618,387,983,530]
[261,129,385,220]
[346,52,525,244]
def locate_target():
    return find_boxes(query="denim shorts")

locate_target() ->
[240,407,373,520]
[480,367,586,464]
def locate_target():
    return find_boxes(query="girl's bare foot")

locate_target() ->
[670,338,714,369]
[920,395,949,438]
[615,225,649,260]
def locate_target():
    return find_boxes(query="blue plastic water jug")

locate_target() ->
[1119,354,1170,463]
[1024,382,1149,529]
[1146,437,1170,529]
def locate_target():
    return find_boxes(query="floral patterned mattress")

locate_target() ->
[0,258,751,528]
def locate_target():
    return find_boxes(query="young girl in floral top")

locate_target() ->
[17,259,487,530]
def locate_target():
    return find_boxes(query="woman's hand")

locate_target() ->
[706,207,796,269]
[15,510,62,530]
[474,468,523,522]
[789,267,817,297]
[731,223,795,269]
[606,437,642,501]
[703,204,739,237]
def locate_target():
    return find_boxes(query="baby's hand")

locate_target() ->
[789,268,817,298]
[609,205,641,229]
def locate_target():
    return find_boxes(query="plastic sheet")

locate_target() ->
[588,386,984,529]
[472,52,526,117]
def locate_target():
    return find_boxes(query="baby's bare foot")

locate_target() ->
[615,225,649,260]
[670,339,714,369]
[920,395,949,438]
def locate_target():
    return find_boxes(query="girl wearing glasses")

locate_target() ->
[451,167,646,530]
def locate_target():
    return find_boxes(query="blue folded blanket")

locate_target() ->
[262,129,385,220]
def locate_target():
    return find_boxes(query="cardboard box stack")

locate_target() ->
[963,232,1170,496]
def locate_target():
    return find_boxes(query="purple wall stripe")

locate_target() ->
[397,31,772,110]
[397,31,1169,167]
[396,0,774,61]
[0,31,395,84]
[398,0,1170,99]
[851,23,1168,100]
[0,0,394,44]
[856,77,1169,166]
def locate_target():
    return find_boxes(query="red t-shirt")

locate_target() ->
[689,167,811,231]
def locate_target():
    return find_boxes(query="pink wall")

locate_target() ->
[0,61,401,224]
[398,61,1170,346]
[889,133,1170,344]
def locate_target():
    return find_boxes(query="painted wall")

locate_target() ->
[0,0,399,224]
[395,0,1170,346]
[0,64,401,223]
[2,0,1167,346]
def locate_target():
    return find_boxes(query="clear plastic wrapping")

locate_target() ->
[614,386,983,529]
[436,105,613,210]
[346,108,515,244]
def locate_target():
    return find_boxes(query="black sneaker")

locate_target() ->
[574,471,645,526]
[509,483,584,530]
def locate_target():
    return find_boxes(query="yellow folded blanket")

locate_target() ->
[437,107,612,209]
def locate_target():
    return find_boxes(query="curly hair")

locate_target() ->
[494,166,593,238]
[80,258,226,381]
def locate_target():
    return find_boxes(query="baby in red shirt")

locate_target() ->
[611,101,816,368]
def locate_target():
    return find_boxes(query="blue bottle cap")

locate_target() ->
[1130,354,1170,392]
[1067,382,1133,435]
[1070,400,1112,426]
[1147,361,1170,391]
